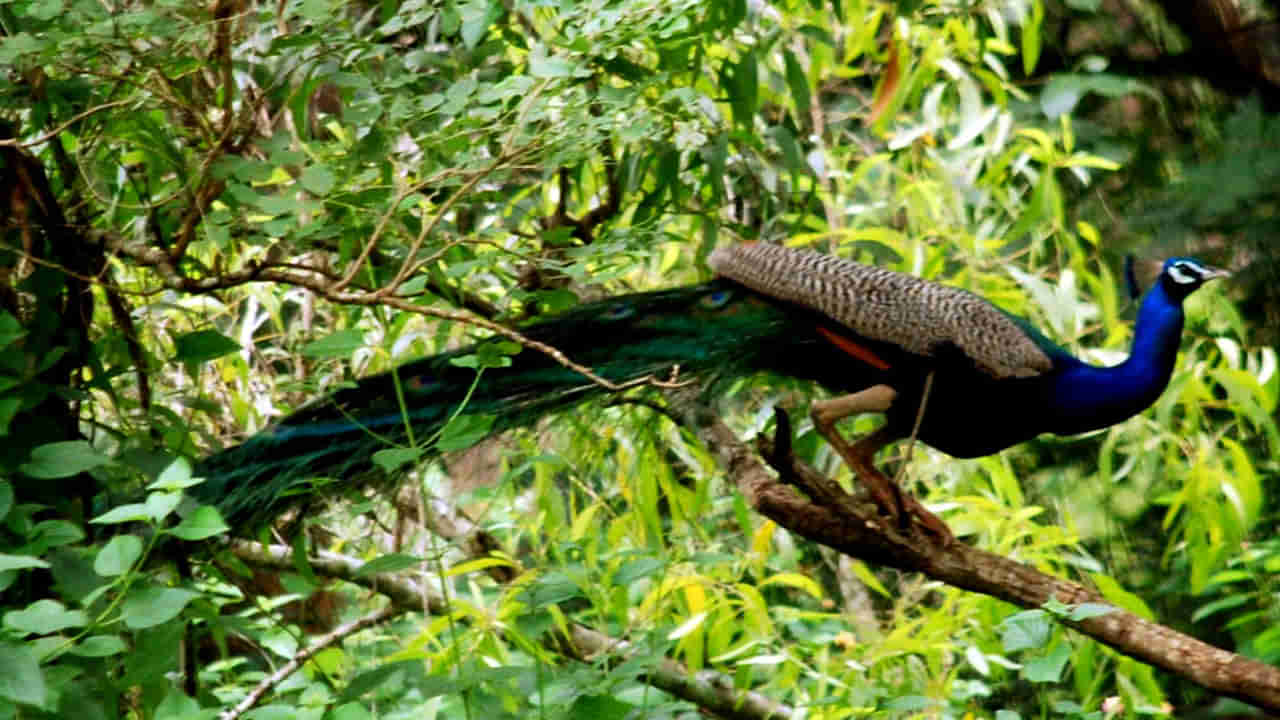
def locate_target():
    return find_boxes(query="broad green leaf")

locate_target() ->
[436,413,495,451]
[149,458,200,490]
[0,642,46,707]
[458,0,499,49]
[999,609,1051,652]
[92,503,152,525]
[299,165,336,195]
[146,491,182,522]
[0,312,25,351]
[300,329,365,358]
[353,553,423,578]
[0,553,50,572]
[173,330,241,364]
[372,446,426,473]
[4,599,88,635]
[95,535,144,576]
[1023,643,1071,683]
[330,703,374,720]
[568,694,634,720]
[71,635,128,658]
[121,586,198,629]
[20,440,110,479]
[1090,573,1155,621]
[169,506,229,541]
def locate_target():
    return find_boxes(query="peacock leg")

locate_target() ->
[811,386,951,541]
[810,386,901,514]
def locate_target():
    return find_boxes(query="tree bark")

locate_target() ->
[682,404,1280,712]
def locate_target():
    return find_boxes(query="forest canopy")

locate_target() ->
[1,0,1278,717]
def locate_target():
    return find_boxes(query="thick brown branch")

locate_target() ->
[682,404,1280,712]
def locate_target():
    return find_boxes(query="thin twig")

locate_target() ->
[0,99,135,148]
[219,604,399,720]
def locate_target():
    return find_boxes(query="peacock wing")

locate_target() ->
[709,244,1054,379]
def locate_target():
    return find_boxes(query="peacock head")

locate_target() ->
[1158,257,1230,301]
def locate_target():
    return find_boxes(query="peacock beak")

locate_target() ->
[1201,266,1231,281]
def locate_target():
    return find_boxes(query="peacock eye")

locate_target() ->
[701,289,733,308]
[602,303,635,320]
[1167,261,1199,285]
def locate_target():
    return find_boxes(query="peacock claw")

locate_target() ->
[768,407,795,479]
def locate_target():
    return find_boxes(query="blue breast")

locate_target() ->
[1042,280,1184,436]
[900,279,1188,457]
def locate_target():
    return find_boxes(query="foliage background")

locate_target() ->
[0,0,1277,717]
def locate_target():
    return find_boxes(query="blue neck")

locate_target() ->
[1048,281,1185,434]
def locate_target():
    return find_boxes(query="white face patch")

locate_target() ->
[1166,262,1199,285]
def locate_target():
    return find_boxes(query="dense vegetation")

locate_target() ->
[1,0,1277,717]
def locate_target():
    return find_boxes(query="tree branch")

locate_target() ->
[219,600,400,720]
[676,401,1280,712]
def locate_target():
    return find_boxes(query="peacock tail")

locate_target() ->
[193,281,840,528]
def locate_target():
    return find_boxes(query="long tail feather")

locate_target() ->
[194,281,817,529]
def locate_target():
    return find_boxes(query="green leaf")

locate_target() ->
[1022,643,1071,683]
[999,609,1051,652]
[71,635,128,658]
[1192,594,1250,624]
[146,491,182,523]
[0,395,22,435]
[300,329,365,358]
[372,446,426,473]
[149,458,200,491]
[459,0,499,49]
[0,311,25,351]
[782,49,811,122]
[729,51,759,129]
[20,440,110,479]
[91,503,152,525]
[436,413,495,452]
[330,703,374,720]
[121,587,198,629]
[0,553,50,572]
[25,520,85,551]
[338,660,426,703]
[4,599,88,635]
[169,506,229,541]
[0,480,13,522]
[569,694,634,719]
[95,535,144,576]
[173,330,241,364]
[155,687,205,718]
[1021,0,1043,75]
[1066,603,1115,621]
[299,165,336,194]
[1039,73,1153,119]
[529,44,581,78]
[353,553,423,578]
[1090,573,1155,620]
[451,340,519,369]
[0,642,47,707]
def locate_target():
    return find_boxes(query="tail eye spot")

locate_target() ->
[701,289,733,308]
[603,304,635,320]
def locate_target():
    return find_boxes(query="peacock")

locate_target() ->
[194,245,1228,533]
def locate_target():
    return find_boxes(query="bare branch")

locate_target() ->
[677,400,1280,713]
[219,603,400,720]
